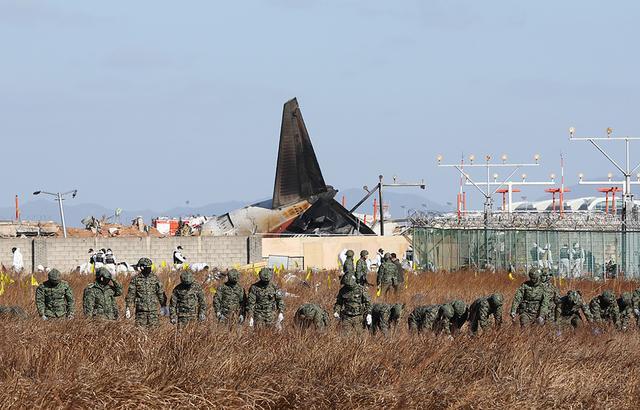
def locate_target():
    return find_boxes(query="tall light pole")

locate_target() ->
[33,190,77,238]
[569,126,640,276]
[438,153,540,269]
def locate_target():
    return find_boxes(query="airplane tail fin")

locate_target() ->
[272,98,328,209]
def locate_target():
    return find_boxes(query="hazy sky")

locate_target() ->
[2,1,640,213]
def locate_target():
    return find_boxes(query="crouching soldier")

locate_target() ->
[510,269,550,326]
[468,293,503,333]
[294,303,329,330]
[407,305,440,333]
[589,290,621,329]
[555,290,592,329]
[370,303,404,335]
[435,300,468,336]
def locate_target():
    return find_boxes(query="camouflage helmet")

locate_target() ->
[96,267,112,281]
[620,291,633,307]
[567,290,581,305]
[528,268,541,282]
[258,268,272,282]
[227,269,240,284]
[345,250,354,258]
[602,290,616,304]
[341,273,356,288]
[48,268,61,283]
[137,257,153,268]
[452,300,466,316]
[489,293,503,307]
[383,252,391,261]
[180,270,194,285]
[440,304,454,319]
[360,250,369,257]
[390,303,404,322]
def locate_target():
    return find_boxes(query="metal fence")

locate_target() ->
[413,227,640,279]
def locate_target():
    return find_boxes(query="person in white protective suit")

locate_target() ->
[541,244,554,271]
[571,242,585,278]
[559,244,572,278]
[530,243,544,269]
[12,247,24,273]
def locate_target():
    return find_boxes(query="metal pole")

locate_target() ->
[57,192,68,238]
[378,175,384,236]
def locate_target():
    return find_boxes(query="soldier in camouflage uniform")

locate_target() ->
[333,273,371,332]
[246,268,285,329]
[617,291,635,330]
[370,302,404,335]
[343,250,355,276]
[391,253,404,287]
[294,303,329,330]
[589,290,620,329]
[376,253,399,298]
[0,305,28,319]
[125,257,167,328]
[435,300,468,336]
[468,293,503,333]
[510,269,550,326]
[554,290,593,328]
[355,250,370,286]
[633,288,640,328]
[35,269,74,320]
[407,304,440,333]
[169,270,207,325]
[83,267,123,320]
[213,269,246,324]
[541,269,560,322]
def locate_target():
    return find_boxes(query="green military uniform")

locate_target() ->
[468,293,503,333]
[83,267,122,320]
[246,268,285,328]
[633,288,640,328]
[376,253,399,298]
[0,305,27,319]
[589,290,620,329]
[435,300,468,335]
[370,303,403,335]
[343,250,355,276]
[408,305,440,333]
[355,250,370,286]
[333,273,371,331]
[213,269,246,323]
[294,303,329,330]
[392,254,404,285]
[541,270,560,322]
[35,269,74,319]
[510,269,550,326]
[125,258,167,328]
[555,290,592,328]
[617,292,635,330]
[169,271,207,325]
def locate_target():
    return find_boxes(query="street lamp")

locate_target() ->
[33,189,77,238]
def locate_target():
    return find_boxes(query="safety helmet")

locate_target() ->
[137,257,153,268]
[227,269,240,284]
[452,300,466,316]
[346,250,354,258]
[96,267,112,281]
[602,290,616,305]
[180,271,194,285]
[489,293,503,308]
[440,304,454,319]
[48,269,61,284]
[259,268,272,282]
[341,273,356,288]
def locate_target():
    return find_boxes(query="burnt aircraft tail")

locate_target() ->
[272,98,328,209]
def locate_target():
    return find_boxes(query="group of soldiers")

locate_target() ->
[24,250,640,336]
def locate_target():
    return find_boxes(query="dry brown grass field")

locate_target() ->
[1,269,640,409]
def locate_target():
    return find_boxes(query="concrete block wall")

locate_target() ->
[1,236,261,272]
